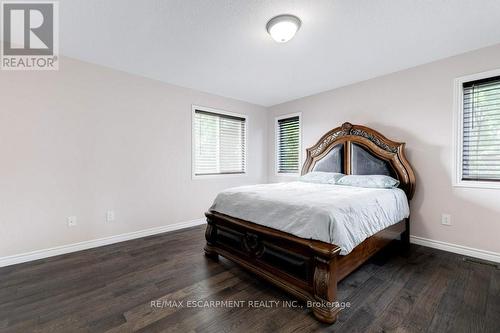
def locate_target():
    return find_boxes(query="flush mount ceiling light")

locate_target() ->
[266,14,301,43]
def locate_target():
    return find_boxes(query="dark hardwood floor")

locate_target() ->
[0,225,498,333]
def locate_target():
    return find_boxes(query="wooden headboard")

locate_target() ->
[301,122,416,199]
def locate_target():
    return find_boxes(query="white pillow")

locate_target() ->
[337,175,400,188]
[299,171,344,184]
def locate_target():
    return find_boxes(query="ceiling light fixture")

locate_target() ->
[266,14,301,43]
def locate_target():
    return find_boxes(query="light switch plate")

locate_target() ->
[67,216,77,227]
[106,210,115,222]
[441,214,452,226]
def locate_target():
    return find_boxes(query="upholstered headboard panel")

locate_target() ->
[311,144,344,174]
[302,122,416,199]
[350,143,397,178]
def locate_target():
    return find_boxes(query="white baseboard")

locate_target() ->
[410,235,500,263]
[0,218,206,268]
[3,224,498,268]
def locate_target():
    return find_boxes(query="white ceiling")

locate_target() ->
[60,0,500,106]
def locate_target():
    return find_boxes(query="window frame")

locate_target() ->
[453,69,500,189]
[275,112,302,176]
[191,105,248,180]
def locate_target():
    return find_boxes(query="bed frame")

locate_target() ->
[204,122,416,324]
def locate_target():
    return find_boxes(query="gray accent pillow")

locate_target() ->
[337,175,400,188]
[299,172,344,184]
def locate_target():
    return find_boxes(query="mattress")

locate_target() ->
[210,181,410,255]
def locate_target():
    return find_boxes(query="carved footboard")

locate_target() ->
[204,211,408,323]
[204,211,342,323]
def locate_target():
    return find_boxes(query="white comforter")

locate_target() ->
[210,182,409,255]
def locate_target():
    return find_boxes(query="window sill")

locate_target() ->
[453,180,500,190]
[192,173,247,180]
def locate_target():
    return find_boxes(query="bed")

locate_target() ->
[204,122,416,324]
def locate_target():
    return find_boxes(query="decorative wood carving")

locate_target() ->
[242,233,265,257]
[204,221,218,261]
[312,256,339,322]
[313,257,330,298]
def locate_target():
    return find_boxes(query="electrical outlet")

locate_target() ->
[441,214,452,226]
[67,216,77,227]
[106,210,115,222]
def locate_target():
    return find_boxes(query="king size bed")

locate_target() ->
[203,122,416,324]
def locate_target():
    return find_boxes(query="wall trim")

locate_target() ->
[3,226,498,268]
[410,235,500,263]
[0,218,206,268]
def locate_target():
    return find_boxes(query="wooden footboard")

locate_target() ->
[204,211,408,324]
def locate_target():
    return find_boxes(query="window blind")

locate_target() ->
[277,116,300,173]
[193,110,246,176]
[462,75,500,181]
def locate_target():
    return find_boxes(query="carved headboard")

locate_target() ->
[301,122,416,199]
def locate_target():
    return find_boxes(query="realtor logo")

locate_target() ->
[1,1,58,70]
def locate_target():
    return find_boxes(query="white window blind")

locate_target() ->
[193,109,246,176]
[462,75,500,182]
[277,115,300,173]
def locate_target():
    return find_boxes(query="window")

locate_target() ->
[454,70,500,188]
[192,106,246,177]
[276,113,301,174]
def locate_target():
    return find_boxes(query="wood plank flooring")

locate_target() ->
[0,225,498,332]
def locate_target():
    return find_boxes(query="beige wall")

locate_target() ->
[268,44,500,254]
[0,57,268,257]
[3,44,500,260]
